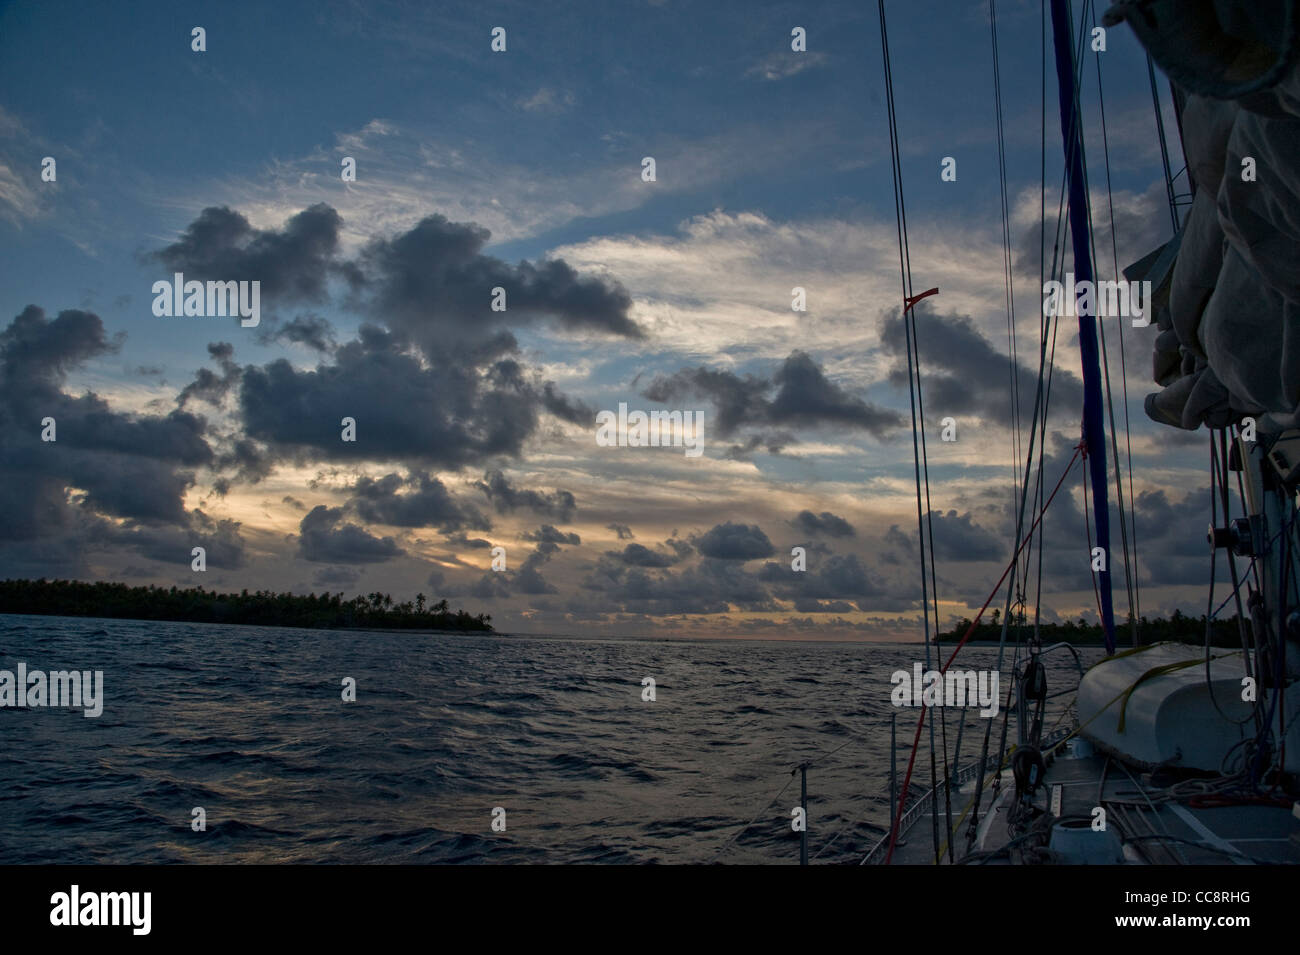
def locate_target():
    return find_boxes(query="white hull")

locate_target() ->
[1077,641,1300,772]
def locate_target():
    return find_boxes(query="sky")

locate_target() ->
[0,0,1220,640]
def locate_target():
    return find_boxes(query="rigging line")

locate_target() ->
[1217,428,1256,683]
[938,702,955,863]
[1205,435,1255,726]
[710,774,796,862]
[1069,0,1134,634]
[798,730,872,770]
[1031,265,1065,632]
[812,800,890,861]
[1032,0,1049,629]
[889,444,1085,862]
[1114,759,1190,864]
[988,0,1027,649]
[943,447,1085,671]
[1033,58,1077,614]
[1232,434,1264,595]
[990,0,1022,514]
[1014,5,1084,642]
[1052,0,1117,652]
[1088,1,1139,642]
[970,0,1055,844]
[1015,0,1084,601]
[1210,560,1256,621]
[1082,445,1105,622]
[1146,51,1180,234]
[876,0,941,861]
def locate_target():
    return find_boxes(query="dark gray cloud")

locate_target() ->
[522,524,580,546]
[579,555,779,615]
[149,203,346,304]
[607,522,634,540]
[759,552,912,611]
[1132,487,1226,587]
[445,533,494,549]
[694,522,775,560]
[606,542,678,567]
[475,469,576,520]
[539,382,596,426]
[356,212,641,356]
[643,350,903,446]
[152,206,624,483]
[178,342,241,407]
[514,550,558,595]
[880,309,1084,422]
[95,511,247,570]
[257,314,337,352]
[793,509,856,538]
[230,326,595,472]
[237,327,541,467]
[927,509,1004,561]
[297,505,404,563]
[0,306,233,576]
[313,565,361,587]
[348,471,490,532]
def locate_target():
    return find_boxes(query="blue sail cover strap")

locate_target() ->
[1050,0,1117,653]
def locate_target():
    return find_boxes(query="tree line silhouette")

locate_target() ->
[937,608,1247,648]
[0,579,493,632]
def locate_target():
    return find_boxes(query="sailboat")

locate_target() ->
[866,0,1300,865]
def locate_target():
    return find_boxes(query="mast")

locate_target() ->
[1049,0,1117,653]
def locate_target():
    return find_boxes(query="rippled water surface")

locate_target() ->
[0,615,1097,863]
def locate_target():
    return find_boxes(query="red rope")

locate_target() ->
[884,445,1083,863]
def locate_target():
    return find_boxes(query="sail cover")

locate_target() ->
[1106,0,1300,433]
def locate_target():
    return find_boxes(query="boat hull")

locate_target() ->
[1077,642,1255,772]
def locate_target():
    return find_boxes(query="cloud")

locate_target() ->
[606,542,678,567]
[759,552,914,612]
[475,469,577,520]
[235,328,560,469]
[880,309,1083,422]
[148,203,349,304]
[297,505,404,563]
[579,555,779,615]
[517,87,574,112]
[927,509,1004,562]
[347,471,490,532]
[355,212,642,356]
[312,565,361,587]
[644,350,904,445]
[606,522,634,540]
[0,306,225,575]
[745,51,830,81]
[97,511,247,570]
[256,314,337,352]
[793,509,856,538]
[694,521,774,560]
[178,341,241,407]
[151,205,625,479]
[521,524,580,546]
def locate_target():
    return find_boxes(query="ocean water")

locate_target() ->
[0,614,1098,864]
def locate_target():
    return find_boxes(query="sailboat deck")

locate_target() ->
[883,749,1300,865]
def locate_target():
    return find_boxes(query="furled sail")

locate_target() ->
[1106,0,1300,431]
